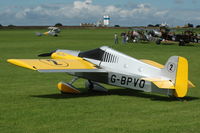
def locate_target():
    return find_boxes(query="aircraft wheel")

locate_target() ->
[156,39,161,45]
[179,40,185,46]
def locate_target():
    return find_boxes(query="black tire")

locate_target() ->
[179,40,185,46]
[156,39,161,45]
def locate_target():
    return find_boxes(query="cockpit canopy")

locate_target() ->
[78,48,105,61]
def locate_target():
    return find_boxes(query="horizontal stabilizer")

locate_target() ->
[188,80,195,88]
[142,78,174,89]
[140,59,164,68]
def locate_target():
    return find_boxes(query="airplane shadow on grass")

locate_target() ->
[31,88,199,102]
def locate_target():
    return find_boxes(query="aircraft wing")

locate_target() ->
[7,59,106,73]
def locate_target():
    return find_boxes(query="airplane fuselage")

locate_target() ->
[69,46,174,95]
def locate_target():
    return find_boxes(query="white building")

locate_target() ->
[103,15,110,26]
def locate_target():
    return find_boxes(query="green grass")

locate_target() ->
[0,28,200,133]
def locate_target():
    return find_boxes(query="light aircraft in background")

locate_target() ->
[36,27,61,37]
[7,46,195,98]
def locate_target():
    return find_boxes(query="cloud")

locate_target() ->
[0,0,199,26]
[154,10,169,17]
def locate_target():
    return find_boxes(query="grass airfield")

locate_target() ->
[0,28,200,133]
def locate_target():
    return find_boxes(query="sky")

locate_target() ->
[0,0,200,26]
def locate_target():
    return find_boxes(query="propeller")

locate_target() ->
[38,50,56,57]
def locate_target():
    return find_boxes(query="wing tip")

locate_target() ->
[7,59,36,70]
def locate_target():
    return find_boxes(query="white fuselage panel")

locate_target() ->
[99,47,163,79]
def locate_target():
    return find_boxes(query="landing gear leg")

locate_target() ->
[58,76,80,94]
[85,80,108,92]
[69,76,79,84]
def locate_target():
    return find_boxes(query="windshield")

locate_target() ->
[78,48,105,61]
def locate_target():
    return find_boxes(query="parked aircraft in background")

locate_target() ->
[36,27,61,37]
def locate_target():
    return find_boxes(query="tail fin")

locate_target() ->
[162,56,188,97]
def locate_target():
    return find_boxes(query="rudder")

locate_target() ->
[174,57,188,97]
[162,56,188,97]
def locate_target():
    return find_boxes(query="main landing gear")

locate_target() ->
[57,77,80,94]
[58,77,108,94]
[85,80,108,92]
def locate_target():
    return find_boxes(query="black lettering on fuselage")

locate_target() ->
[133,78,139,86]
[139,80,145,88]
[127,77,132,85]
[111,74,116,83]
[121,76,126,85]
[110,74,145,88]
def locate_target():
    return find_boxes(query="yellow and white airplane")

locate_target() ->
[36,27,61,36]
[7,46,195,98]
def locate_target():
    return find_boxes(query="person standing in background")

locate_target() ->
[114,33,118,44]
